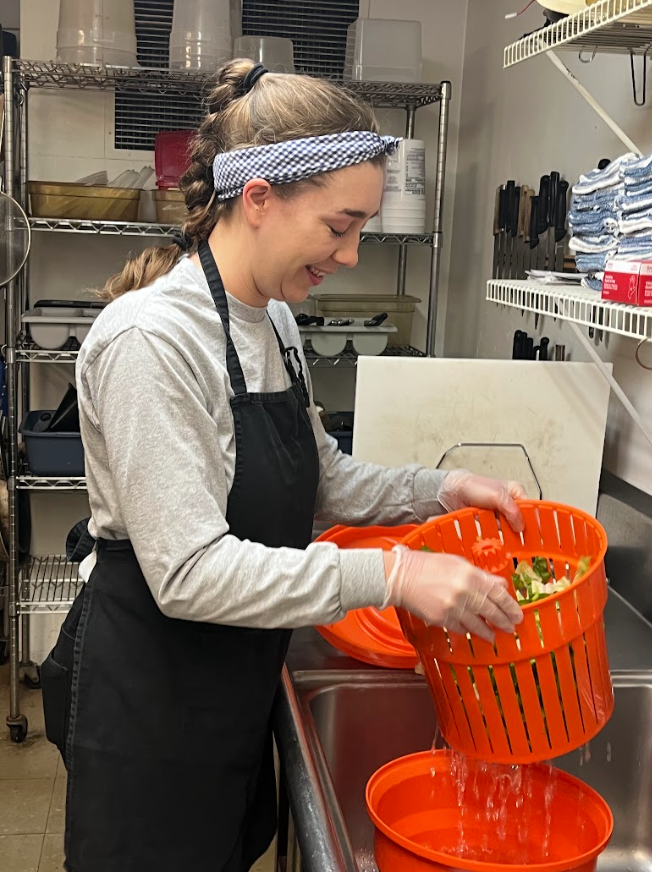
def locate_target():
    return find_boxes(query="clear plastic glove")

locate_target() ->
[383,546,523,642]
[438,469,527,532]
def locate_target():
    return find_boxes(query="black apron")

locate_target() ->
[41,241,320,872]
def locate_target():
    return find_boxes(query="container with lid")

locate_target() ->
[344,18,422,83]
[313,294,421,347]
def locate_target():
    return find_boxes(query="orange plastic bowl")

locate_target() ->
[315,525,418,669]
[366,750,613,872]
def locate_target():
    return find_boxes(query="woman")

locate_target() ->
[42,61,524,872]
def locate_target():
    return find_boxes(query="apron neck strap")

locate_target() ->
[198,240,247,396]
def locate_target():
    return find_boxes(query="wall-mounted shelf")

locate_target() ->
[14,61,443,107]
[18,555,83,613]
[504,0,652,68]
[487,278,652,340]
[28,217,434,246]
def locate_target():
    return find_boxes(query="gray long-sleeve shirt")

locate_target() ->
[76,256,447,628]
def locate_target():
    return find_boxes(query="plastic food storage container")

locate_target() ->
[233,36,295,72]
[169,0,233,70]
[56,0,138,67]
[22,307,101,350]
[20,411,85,477]
[299,318,397,357]
[313,294,420,347]
[344,18,422,83]
[154,189,188,225]
[155,131,195,190]
[29,182,141,222]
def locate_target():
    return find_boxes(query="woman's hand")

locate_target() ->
[383,546,523,642]
[438,469,527,533]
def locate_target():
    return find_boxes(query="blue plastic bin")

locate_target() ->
[19,410,84,476]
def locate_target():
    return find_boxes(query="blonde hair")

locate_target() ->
[102,60,382,300]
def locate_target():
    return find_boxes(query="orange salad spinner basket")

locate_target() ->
[398,501,613,764]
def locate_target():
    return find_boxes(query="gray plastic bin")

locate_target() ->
[19,410,85,476]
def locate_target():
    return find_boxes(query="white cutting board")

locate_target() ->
[353,358,611,516]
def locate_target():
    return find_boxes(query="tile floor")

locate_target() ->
[0,663,276,872]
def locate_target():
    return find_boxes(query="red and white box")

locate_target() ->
[602,260,652,306]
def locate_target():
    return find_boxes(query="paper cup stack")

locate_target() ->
[380,139,426,234]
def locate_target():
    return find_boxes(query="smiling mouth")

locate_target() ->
[307,266,327,278]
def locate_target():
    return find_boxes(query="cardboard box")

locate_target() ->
[602,260,652,306]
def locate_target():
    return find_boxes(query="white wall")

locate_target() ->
[448,0,652,496]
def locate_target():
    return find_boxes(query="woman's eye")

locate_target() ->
[329,227,346,238]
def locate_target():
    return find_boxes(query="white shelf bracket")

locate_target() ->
[559,302,652,451]
[546,51,643,156]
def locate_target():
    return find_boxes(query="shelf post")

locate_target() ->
[4,56,23,731]
[396,104,418,297]
[426,81,451,357]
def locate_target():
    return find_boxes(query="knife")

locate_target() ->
[493,185,505,279]
[516,186,529,279]
[528,193,539,279]
[536,175,550,270]
[508,185,521,279]
[547,171,561,271]
[502,180,515,279]
[555,180,570,273]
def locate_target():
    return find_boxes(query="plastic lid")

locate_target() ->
[315,525,418,669]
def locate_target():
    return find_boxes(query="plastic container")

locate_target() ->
[22,307,101,350]
[315,525,418,669]
[154,189,188,225]
[20,411,85,477]
[29,182,141,222]
[233,36,295,72]
[56,0,138,67]
[344,18,422,83]
[398,501,613,764]
[155,130,195,190]
[366,750,613,872]
[313,294,420,347]
[169,0,233,71]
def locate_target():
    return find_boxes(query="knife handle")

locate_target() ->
[512,330,525,360]
[510,186,521,237]
[539,337,550,361]
[537,176,550,234]
[518,186,529,237]
[549,171,561,226]
[504,180,516,231]
[555,180,570,243]
[529,195,540,249]
[494,186,503,235]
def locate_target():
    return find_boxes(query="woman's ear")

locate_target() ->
[241,178,273,228]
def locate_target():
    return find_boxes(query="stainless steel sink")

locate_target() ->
[295,670,652,872]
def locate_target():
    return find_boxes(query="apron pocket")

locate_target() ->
[41,654,70,758]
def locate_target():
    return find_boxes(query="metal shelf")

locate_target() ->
[18,474,87,491]
[29,218,434,246]
[504,0,652,67]
[14,61,443,106]
[305,344,425,368]
[487,278,652,340]
[19,555,83,614]
[29,217,177,237]
[16,338,80,363]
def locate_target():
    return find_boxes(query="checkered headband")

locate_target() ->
[212,131,401,201]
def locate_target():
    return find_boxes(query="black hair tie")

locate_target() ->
[171,230,193,252]
[240,63,268,95]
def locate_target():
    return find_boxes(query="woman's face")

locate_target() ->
[243,161,385,304]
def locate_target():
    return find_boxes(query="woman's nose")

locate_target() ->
[332,237,360,269]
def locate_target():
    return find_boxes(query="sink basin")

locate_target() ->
[296,671,652,872]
